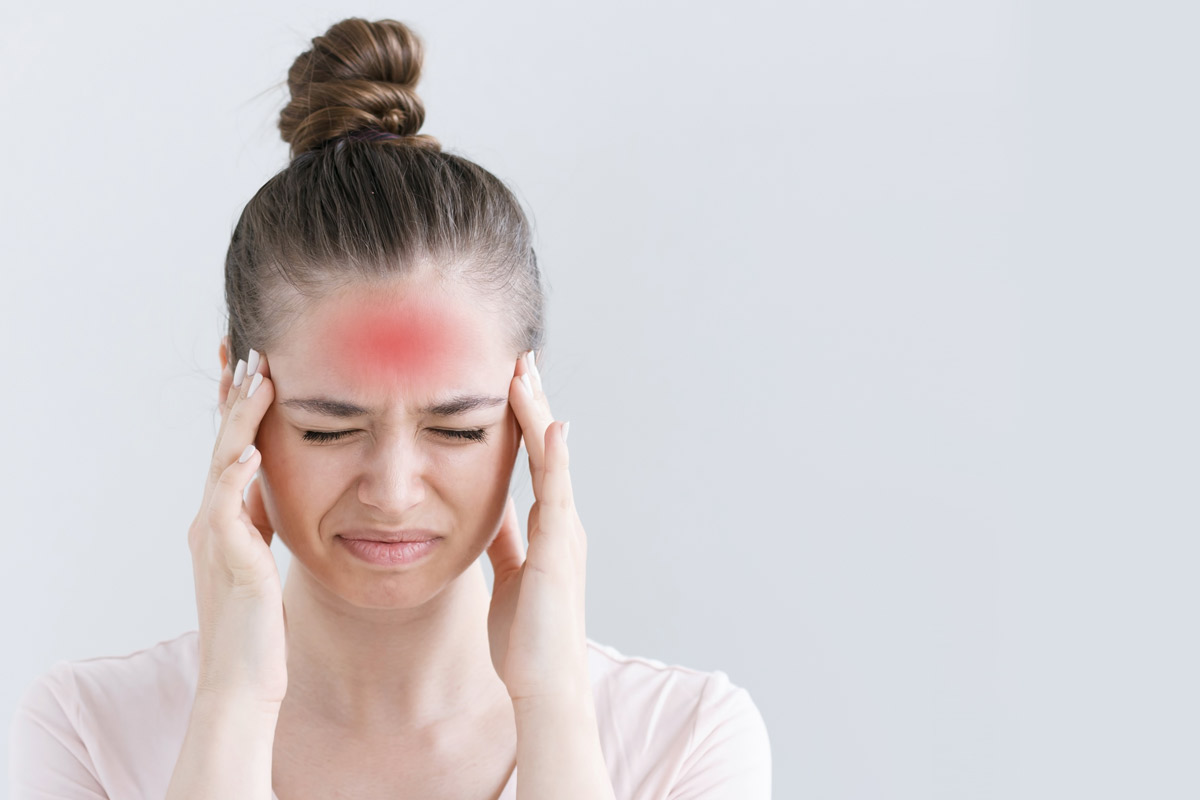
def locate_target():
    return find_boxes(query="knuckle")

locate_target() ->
[216,458,240,484]
[208,456,236,490]
[204,498,227,528]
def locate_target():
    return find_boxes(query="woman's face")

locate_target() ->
[250,277,524,609]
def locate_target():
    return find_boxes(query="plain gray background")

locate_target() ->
[3,1,1197,798]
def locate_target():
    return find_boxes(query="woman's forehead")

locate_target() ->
[284,283,505,386]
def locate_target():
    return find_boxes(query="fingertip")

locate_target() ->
[232,358,248,390]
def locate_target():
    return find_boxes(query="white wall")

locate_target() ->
[2,1,1196,797]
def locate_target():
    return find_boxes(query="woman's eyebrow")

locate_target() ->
[278,393,507,418]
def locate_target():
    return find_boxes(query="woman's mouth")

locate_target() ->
[337,536,442,566]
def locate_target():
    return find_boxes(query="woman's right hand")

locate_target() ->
[187,346,288,707]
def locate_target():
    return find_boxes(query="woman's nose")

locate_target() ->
[355,441,427,513]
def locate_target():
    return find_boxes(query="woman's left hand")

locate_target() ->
[486,349,591,703]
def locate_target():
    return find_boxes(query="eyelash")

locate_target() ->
[301,428,488,444]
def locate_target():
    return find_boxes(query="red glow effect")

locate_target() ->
[319,295,475,391]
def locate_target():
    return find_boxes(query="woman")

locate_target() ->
[10,17,771,799]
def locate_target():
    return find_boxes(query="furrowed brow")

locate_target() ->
[279,393,507,418]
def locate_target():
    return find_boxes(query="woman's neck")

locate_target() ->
[277,559,509,738]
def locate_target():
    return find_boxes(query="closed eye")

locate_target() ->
[302,429,489,444]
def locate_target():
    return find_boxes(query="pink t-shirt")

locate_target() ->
[9,631,771,799]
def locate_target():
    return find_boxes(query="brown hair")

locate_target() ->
[223,17,545,376]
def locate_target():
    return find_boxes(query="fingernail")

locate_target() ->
[247,348,261,377]
[247,372,264,398]
[233,358,247,388]
[562,421,570,443]
[520,374,531,395]
[529,352,541,386]
[238,444,256,463]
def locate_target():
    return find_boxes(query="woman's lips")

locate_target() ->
[337,529,441,543]
[338,536,441,566]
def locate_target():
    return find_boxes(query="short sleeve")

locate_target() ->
[667,670,773,800]
[8,663,109,799]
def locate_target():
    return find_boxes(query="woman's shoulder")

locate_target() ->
[584,637,771,796]
[20,628,199,708]
[11,630,202,798]
[50,629,201,707]
[585,636,755,709]
[586,636,727,692]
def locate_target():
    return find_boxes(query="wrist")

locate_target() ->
[512,688,596,722]
[511,688,614,800]
[193,687,284,720]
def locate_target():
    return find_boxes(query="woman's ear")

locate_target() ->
[218,335,234,406]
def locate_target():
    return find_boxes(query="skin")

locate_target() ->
[214,268,605,797]
[218,273,530,747]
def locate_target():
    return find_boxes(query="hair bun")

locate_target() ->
[279,17,441,158]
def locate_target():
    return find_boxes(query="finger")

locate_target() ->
[221,357,245,418]
[217,349,266,433]
[532,420,575,546]
[526,347,544,394]
[211,351,274,488]
[213,354,248,465]
[207,442,262,542]
[220,347,270,419]
[510,350,552,497]
[207,443,272,583]
[486,494,525,578]
[254,349,271,379]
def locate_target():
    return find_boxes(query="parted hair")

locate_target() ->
[223,17,545,372]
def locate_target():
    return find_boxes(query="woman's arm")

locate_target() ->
[514,691,617,800]
[164,691,281,800]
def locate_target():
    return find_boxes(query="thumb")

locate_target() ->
[245,475,276,549]
[486,495,525,578]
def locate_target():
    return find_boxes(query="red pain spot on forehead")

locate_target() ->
[321,298,474,388]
